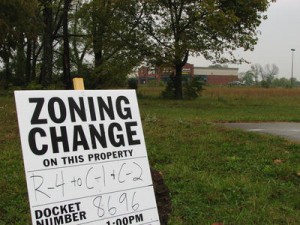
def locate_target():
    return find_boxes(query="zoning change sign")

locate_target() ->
[15,90,160,225]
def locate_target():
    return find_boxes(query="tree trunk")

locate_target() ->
[173,50,189,99]
[25,39,32,83]
[62,0,72,89]
[40,0,53,86]
[2,46,11,88]
[16,33,26,85]
[93,23,103,68]
[174,63,183,99]
[92,1,110,69]
[31,37,39,81]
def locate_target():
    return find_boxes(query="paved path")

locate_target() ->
[222,122,300,142]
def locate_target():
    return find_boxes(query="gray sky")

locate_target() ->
[188,0,300,79]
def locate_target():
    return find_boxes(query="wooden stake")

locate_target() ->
[72,77,85,90]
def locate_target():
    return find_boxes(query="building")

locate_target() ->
[137,64,238,85]
[137,66,163,84]
[194,67,239,85]
[137,63,194,84]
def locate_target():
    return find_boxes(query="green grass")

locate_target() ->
[138,86,300,122]
[1,87,300,224]
[0,96,31,224]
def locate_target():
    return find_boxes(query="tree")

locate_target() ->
[272,77,291,88]
[250,63,262,84]
[75,0,146,88]
[259,64,279,88]
[139,0,274,99]
[1,0,145,89]
[249,63,279,87]
[62,0,72,89]
[241,71,256,86]
[70,0,93,77]
[39,0,54,86]
[0,1,17,87]
[0,0,40,87]
[248,63,279,88]
[261,64,278,81]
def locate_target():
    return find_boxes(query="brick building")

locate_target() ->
[137,63,194,84]
[137,64,238,85]
[194,67,239,85]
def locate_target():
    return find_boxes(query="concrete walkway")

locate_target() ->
[222,122,300,142]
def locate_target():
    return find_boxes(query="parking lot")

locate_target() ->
[222,122,300,142]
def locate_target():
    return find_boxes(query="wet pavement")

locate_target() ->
[222,122,300,142]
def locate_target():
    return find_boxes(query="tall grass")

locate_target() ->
[205,86,300,98]
[138,86,300,122]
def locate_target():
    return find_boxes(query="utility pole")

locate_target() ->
[291,48,295,87]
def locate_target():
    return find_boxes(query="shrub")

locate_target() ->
[161,77,175,99]
[183,77,204,100]
[128,78,138,90]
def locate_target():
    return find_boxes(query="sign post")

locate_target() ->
[73,77,85,90]
[15,87,160,225]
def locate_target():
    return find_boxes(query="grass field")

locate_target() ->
[1,86,300,224]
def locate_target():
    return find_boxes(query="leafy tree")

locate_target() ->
[26,0,73,88]
[78,0,146,88]
[241,71,256,86]
[272,77,290,88]
[70,0,93,77]
[1,0,277,92]
[39,0,69,87]
[0,0,40,87]
[1,0,145,90]
[0,0,65,88]
[139,0,274,99]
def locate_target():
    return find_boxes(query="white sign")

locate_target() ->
[15,90,160,225]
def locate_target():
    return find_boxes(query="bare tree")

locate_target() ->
[250,63,279,82]
[262,64,279,81]
[250,64,262,84]
[250,63,279,87]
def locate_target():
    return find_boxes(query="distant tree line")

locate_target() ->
[0,0,274,98]
[240,63,298,88]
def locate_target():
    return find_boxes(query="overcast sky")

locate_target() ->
[188,0,300,79]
